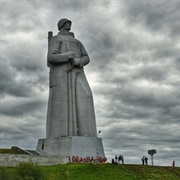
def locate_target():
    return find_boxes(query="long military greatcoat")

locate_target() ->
[46,31,97,138]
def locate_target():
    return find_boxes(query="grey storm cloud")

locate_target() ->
[0,97,46,117]
[0,57,33,97]
[0,0,180,166]
[123,1,180,36]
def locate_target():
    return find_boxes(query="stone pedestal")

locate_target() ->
[36,136,105,158]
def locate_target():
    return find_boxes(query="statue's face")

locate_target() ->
[62,22,71,31]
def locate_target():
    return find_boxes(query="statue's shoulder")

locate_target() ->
[72,37,82,45]
[51,34,63,40]
[75,38,81,43]
[49,34,64,44]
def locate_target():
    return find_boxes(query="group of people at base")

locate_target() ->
[112,155,124,164]
[141,156,148,165]
[69,156,108,164]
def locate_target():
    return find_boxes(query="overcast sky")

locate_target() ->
[1,0,180,167]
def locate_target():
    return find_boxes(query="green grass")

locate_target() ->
[1,163,180,180]
[0,149,21,154]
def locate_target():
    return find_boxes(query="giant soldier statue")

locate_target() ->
[47,18,97,138]
[37,18,105,159]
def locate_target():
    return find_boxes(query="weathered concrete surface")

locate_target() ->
[46,19,97,138]
[37,136,105,158]
[0,154,68,167]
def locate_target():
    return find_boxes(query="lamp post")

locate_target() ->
[98,130,101,137]
[96,130,101,161]
[148,149,157,166]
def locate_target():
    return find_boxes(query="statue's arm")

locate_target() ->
[47,36,73,65]
[79,42,90,67]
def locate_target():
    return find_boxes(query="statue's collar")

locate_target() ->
[58,30,74,37]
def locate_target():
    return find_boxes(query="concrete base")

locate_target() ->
[36,136,105,158]
[0,154,68,167]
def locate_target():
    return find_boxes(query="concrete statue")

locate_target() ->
[37,18,104,159]
[47,18,97,138]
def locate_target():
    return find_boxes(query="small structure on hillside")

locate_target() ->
[148,149,157,166]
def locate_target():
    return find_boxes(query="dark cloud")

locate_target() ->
[123,1,180,37]
[0,96,47,117]
[2,1,44,32]
[0,57,33,97]
[1,116,45,149]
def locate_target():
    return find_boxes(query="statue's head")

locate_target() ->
[57,18,72,31]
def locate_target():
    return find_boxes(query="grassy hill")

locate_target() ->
[0,148,22,154]
[1,163,180,180]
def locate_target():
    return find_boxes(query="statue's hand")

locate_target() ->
[71,58,80,66]
[66,51,75,59]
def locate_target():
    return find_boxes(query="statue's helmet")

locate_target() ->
[57,18,72,30]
